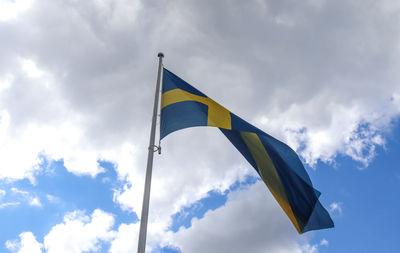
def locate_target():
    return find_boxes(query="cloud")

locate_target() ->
[5,232,42,253]
[0,202,20,209]
[329,202,343,215]
[0,0,34,22]
[45,194,60,204]
[20,58,44,78]
[9,187,41,207]
[0,188,17,209]
[109,223,140,253]
[5,209,116,253]
[320,238,329,246]
[29,197,41,207]
[0,189,5,198]
[43,209,115,253]
[10,188,28,195]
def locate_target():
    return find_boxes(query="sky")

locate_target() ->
[0,0,400,252]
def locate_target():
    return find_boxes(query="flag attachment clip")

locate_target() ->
[149,144,161,154]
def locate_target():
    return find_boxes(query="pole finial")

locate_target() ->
[158,52,164,58]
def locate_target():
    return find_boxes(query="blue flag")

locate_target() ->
[160,68,334,233]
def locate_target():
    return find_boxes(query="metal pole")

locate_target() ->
[137,52,164,253]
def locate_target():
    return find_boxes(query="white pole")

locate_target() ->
[137,52,164,253]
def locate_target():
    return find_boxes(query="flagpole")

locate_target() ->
[137,52,164,253]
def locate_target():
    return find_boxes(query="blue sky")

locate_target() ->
[1,0,400,252]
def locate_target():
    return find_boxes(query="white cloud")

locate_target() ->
[0,74,12,92]
[10,187,29,195]
[20,58,44,78]
[5,232,42,253]
[109,223,139,253]
[329,202,343,215]
[320,238,329,246]
[29,197,41,207]
[43,209,115,253]
[0,0,34,21]
[45,194,60,203]
[0,202,20,209]
[5,209,116,253]
[10,187,41,207]
[301,243,319,253]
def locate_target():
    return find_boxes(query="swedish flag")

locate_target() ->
[160,68,334,233]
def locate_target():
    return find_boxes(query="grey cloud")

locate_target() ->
[3,0,399,150]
